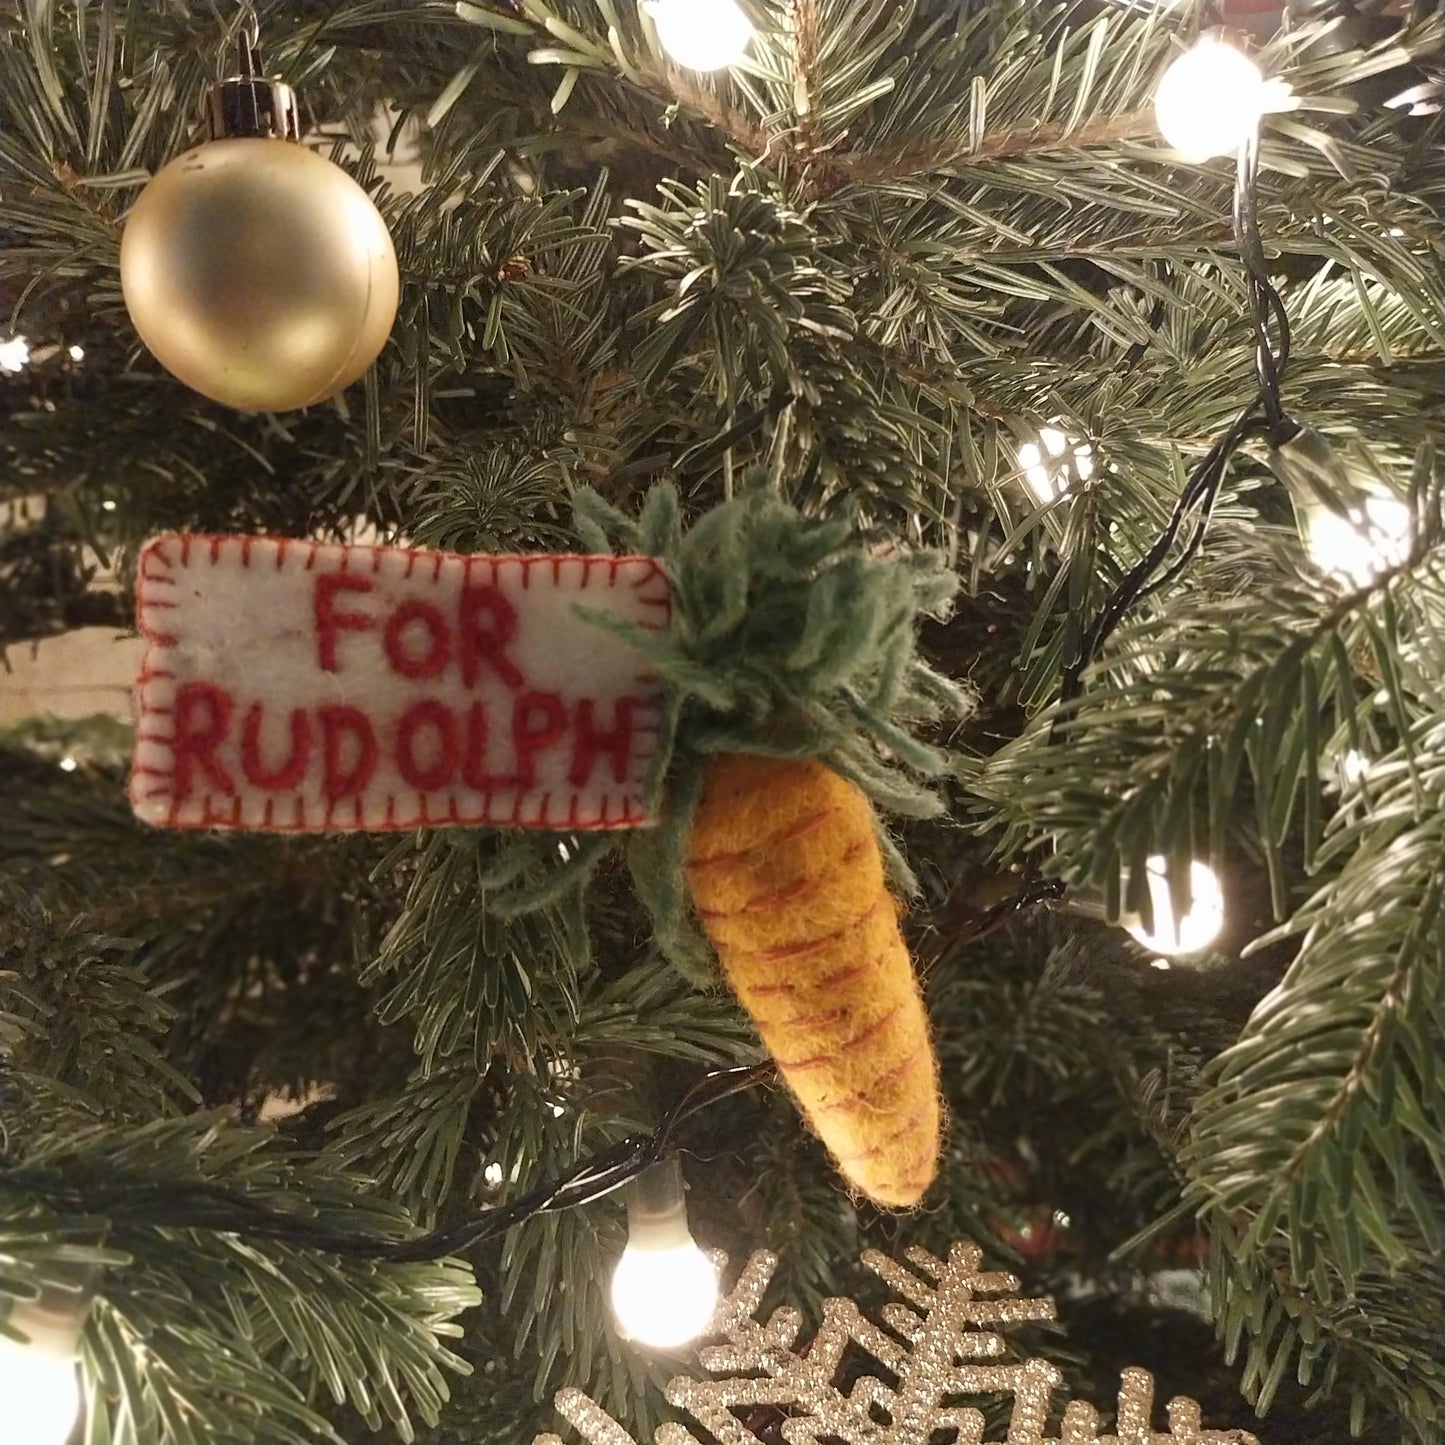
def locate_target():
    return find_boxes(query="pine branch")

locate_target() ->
[825,106,1160,191]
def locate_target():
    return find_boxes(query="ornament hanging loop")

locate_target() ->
[236,6,261,79]
[205,5,300,143]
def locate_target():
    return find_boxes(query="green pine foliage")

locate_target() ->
[2,1,1444,1441]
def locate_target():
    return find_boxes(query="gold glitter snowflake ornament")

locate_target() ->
[534,1241,1259,1445]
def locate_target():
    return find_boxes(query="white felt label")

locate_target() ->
[130,534,670,833]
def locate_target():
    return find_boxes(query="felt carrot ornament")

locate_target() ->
[572,482,969,1209]
[685,754,940,1206]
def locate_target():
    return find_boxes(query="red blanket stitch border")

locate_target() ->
[130,532,671,834]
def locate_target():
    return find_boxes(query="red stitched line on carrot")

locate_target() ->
[724,886,890,965]
[775,1003,904,1073]
[696,876,817,919]
[778,1006,851,1031]
[835,1103,935,1167]
[688,805,838,872]
[813,1047,928,1116]
[814,950,892,991]
[698,839,870,921]
[747,945,888,1000]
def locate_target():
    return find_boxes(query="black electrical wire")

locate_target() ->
[1061,125,1294,702]
[0,1061,776,1264]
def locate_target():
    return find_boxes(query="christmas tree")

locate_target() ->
[2,2,1443,1443]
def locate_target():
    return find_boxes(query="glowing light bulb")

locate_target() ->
[0,1296,87,1445]
[610,1157,719,1349]
[0,1341,79,1445]
[68,344,85,361]
[59,757,78,773]
[1270,426,1415,589]
[1123,856,1224,957]
[1155,36,1267,162]
[1017,424,1093,503]
[1300,494,1412,589]
[650,0,754,72]
[0,335,31,374]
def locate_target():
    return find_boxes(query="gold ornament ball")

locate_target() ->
[120,138,399,412]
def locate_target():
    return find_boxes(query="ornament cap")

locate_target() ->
[204,28,299,142]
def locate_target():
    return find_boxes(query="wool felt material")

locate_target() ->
[130,533,669,833]
[685,752,941,1209]
[125,490,968,1211]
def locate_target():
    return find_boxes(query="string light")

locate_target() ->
[1302,497,1412,588]
[610,1156,718,1349]
[59,757,78,773]
[649,0,754,72]
[1154,35,1268,162]
[0,335,31,374]
[1017,426,1094,503]
[0,1293,88,1445]
[1122,856,1225,957]
[1270,425,1415,588]
[67,344,85,361]
[0,1345,80,1445]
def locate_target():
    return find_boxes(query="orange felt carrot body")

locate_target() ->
[684,753,941,1208]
